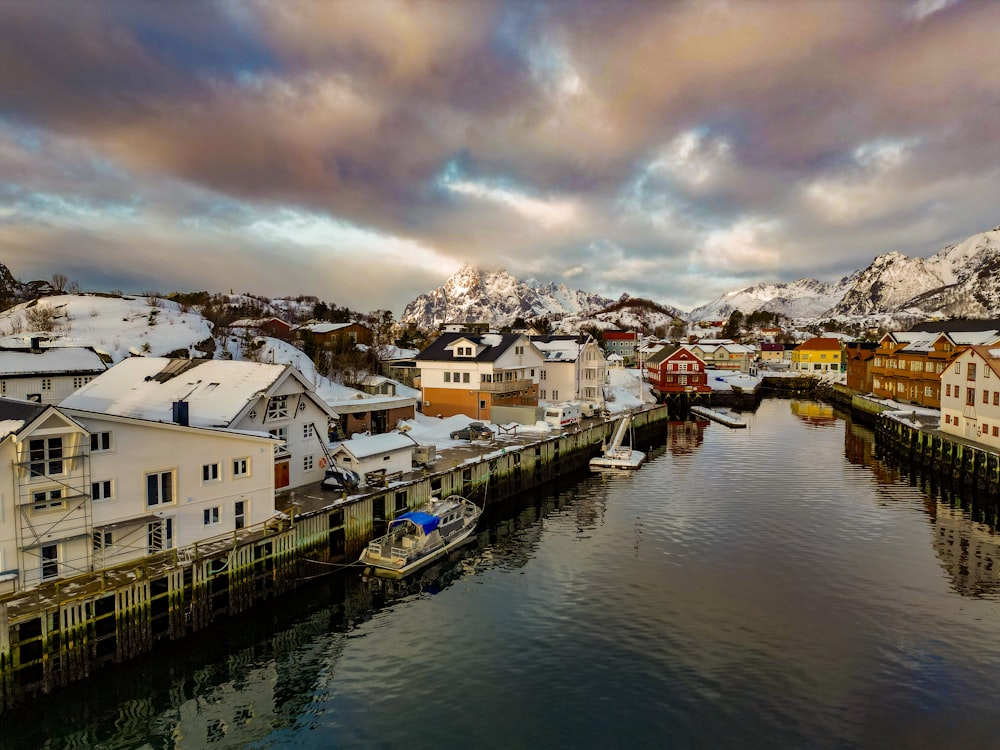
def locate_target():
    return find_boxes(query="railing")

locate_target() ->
[478,379,533,394]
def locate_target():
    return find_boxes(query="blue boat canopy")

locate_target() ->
[391,511,440,534]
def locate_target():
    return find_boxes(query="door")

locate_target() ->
[234,501,246,530]
[275,460,290,489]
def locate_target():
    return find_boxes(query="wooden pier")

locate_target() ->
[0,406,669,710]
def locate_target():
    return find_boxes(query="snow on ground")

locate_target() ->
[605,367,656,410]
[0,294,212,363]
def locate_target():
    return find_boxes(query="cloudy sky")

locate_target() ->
[1,1,997,315]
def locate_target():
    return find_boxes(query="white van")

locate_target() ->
[544,402,582,429]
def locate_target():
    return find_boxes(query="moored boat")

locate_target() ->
[590,411,646,470]
[359,495,481,578]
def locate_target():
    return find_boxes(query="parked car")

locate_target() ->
[450,422,494,441]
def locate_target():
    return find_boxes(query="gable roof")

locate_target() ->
[60,357,334,427]
[330,432,415,460]
[0,346,108,377]
[796,337,843,351]
[416,332,527,363]
[0,397,48,439]
[644,345,681,366]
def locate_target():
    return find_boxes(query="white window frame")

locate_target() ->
[303,454,315,471]
[202,462,221,483]
[266,394,289,420]
[91,479,113,502]
[146,469,175,507]
[40,544,58,580]
[232,457,250,478]
[203,507,221,526]
[90,431,113,452]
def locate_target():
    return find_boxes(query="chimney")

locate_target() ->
[172,400,190,426]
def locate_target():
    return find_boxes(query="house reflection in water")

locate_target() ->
[790,399,836,427]
[666,419,708,455]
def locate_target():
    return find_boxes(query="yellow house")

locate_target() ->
[792,337,843,372]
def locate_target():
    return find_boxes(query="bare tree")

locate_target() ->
[51,273,68,292]
[25,304,57,332]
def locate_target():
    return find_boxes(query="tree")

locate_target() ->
[722,310,744,340]
[533,317,553,335]
[25,303,57,332]
[51,273,68,292]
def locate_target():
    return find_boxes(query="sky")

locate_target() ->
[0,0,997,316]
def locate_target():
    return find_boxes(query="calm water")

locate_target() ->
[6,398,1000,749]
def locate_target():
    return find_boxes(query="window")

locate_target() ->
[91,480,113,502]
[41,377,52,391]
[968,363,977,381]
[967,388,975,406]
[985,390,990,405]
[303,454,314,471]
[32,488,63,511]
[203,507,220,525]
[234,500,246,530]
[540,371,547,381]
[480,399,486,410]
[73,376,92,389]
[945,414,951,424]
[93,530,112,550]
[453,372,460,383]
[552,390,558,400]
[303,423,315,439]
[41,545,58,579]
[946,384,951,397]
[233,457,250,478]
[462,372,470,383]
[925,386,933,397]
[994,426,999,438]
[202,463,221,482]
[515,345,524,355]
[955,362,962,374]
[90,431,112,452]
[540,389,546,400]
[266,394,289,420]
[444,372,451,383]
[146,470,174,507]
[28,437,63,477]
[995,392,999,406]
[0,380,4,394]
[679,375,688,385]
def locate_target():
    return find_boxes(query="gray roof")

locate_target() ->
[415,332,523,363]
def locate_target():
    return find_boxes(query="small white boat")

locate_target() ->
[590,411,646,470]
[359,495,482,578]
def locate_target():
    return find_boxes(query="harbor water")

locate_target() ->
[5,398,1000,749]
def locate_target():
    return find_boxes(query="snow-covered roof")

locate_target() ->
[330,432,415,459]
[534,339,581,362]
[60,357,317,427]
[295,321,363,334]
[0,346,107,376]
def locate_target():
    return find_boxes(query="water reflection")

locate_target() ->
[9,401,1000,748]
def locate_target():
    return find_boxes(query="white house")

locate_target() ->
[530,335,608,405]
[0,342,108,404]
[60,357,338,491]
[415,332,544,420]
[939,345,1000,450]
[0,398,92,593]
[61,408,276,569]
[329,432,414,485]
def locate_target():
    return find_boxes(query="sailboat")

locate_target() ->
[590,409,646,470]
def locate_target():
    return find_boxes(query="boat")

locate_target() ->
[359,495,482,578]
[590,410,646,470]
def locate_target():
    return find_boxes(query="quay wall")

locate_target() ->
[0,405,669,710]
[875,412,1000,501]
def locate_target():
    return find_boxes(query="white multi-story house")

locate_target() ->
[0,394,277,594]
[61,358,338,491]
[939,345,1000,450]
[62,409,276,570]
[0,341,108,404]
[0,398,92,594]
[530,335,608,405]
[415,332,544,420]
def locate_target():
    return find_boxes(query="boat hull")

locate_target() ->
[362,524,478,579]
[590,450,646,470]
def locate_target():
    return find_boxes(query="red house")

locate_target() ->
[644,345,711,396]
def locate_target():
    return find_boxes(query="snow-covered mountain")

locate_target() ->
[689,277,857,321]
[831,227,1000,319]
[400,265,613,329]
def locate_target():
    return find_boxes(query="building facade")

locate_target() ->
[939,346,1000,449]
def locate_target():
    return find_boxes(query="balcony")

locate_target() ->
[478,379,533,394]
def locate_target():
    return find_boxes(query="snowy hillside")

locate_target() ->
[0,294,213,362]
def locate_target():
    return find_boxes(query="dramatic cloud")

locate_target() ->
[0,0,996,314]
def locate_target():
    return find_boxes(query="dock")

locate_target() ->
[691,405,747,429]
